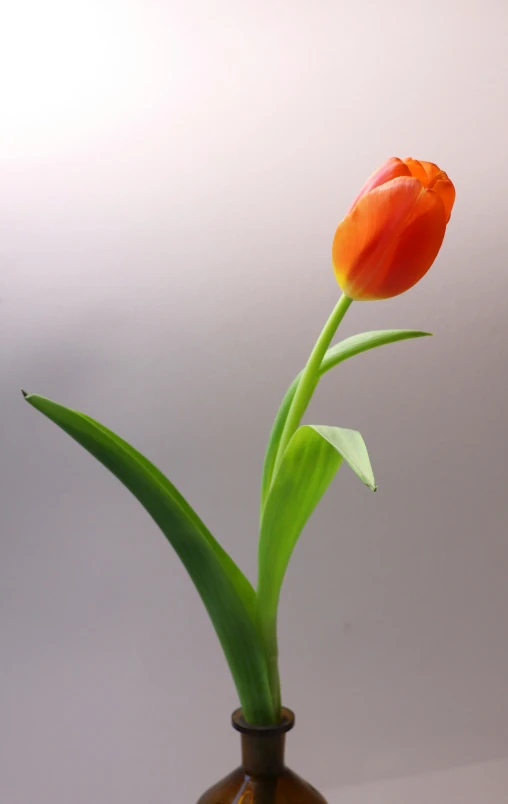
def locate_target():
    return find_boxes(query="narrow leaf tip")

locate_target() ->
[21,389,29,398]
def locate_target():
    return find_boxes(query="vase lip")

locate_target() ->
[232,707,295,735]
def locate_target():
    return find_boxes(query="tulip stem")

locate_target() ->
[272,293,353,478]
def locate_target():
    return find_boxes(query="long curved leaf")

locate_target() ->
[23,393,274,724]
[261,329,430,510]
[256,423,376,712]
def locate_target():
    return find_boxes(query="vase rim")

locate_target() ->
[232,707,295,735]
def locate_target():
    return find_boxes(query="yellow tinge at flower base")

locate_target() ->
[332,157,455,301]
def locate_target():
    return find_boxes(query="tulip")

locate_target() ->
[23,153,453,731]
[332,157,455,301]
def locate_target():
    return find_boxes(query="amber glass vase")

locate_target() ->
[197,707,327,803]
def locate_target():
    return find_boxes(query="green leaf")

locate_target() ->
[261,329,430,510]
[23,393,274,725]
[256,423,375,712]
[259,423,376,613]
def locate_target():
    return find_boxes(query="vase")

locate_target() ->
[197,707,327,803]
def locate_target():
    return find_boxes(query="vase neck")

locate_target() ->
[232,707,295,777]
[240,731,286,775]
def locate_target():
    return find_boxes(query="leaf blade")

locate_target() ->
[256,423,375,711]
[24,393,274,724]
[260,329,429,508]
[310,424,377,491]
[320,329,432,374]
[259,423,375,611]
[80,410,257,620]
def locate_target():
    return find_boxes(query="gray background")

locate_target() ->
[1,0,507,801]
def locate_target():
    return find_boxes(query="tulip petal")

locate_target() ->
[430,177,455,222]
[419,160,442,184]
[403,158,428,185]
[368,188,447,299]
[333,177,447,301]
[348,157,411,213]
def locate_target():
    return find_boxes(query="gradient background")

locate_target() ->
[1,0,507,801]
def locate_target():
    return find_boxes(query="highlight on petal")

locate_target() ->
[347,157,411,213]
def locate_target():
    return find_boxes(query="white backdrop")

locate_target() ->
[1,1,507,801]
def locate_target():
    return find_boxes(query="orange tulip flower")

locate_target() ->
[332,157,455,301]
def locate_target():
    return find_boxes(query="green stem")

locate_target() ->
[272,293,353,478]
[256,609,281,718]
[258,293,353,719]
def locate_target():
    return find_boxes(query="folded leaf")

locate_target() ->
[23,393,274,725]
[256,423,375,713]
[261,329,430,509]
